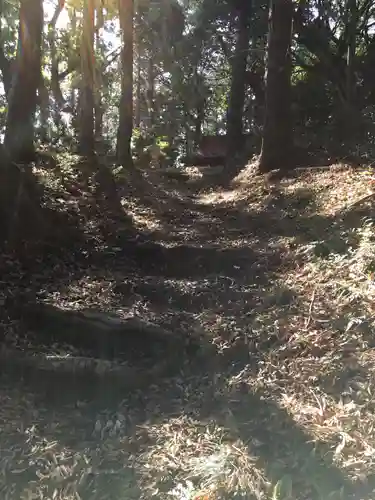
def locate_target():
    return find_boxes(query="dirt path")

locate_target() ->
[1,166,374,499]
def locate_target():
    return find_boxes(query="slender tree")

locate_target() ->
[116,0,134,166]
[259,0,294,172]
[147,53,155,129]
[49,0,66,134]
[79,0,95,157]
[342,0,357,141]
[4,0,43,163]
[226,1,252,156]
[94,4,105,144]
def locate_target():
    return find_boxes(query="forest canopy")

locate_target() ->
[0,0,373,179]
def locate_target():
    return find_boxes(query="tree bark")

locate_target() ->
[95,99,104,143]
[342,0,358,142]
[226,2,252,157]
[147,51,155,129]
[194,100,205,149]
[258,0,294,173]
[193,72,206,148]
[78,0,95,157]
[49,0,66,132]
[116,0,134,166]
[245,69,265,131]
[346,0,357,105]
[4,0,43,163]
[38,78,50,143]
[135,49,141,128]
[94,27,104,143]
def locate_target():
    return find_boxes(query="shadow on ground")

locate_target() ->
[1,355,370,499]
[2,165,375,498]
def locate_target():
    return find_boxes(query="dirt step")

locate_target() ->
[11,300,186,361]
[0,346,184,402]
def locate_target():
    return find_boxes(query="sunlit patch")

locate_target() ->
[135,416,268,498]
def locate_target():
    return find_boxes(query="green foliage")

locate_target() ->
[0,0,19,59]
[1,0,375,158]
[155,136,169,150]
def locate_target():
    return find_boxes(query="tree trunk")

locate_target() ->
[245,69,265,133]
[78,0,95,157]
[147,52,155,129]
[4,0,43,163]
[116,0,134,166]
[95,99,104,143]
[135,50,141,128]
[134,6,142,130]
[226,2,252,157]
[94,27,104,143]
[49,0,66,134]
[258,0,294,173]
[346,0,357,107]
[38,79,50,143]
[194,100,205,149]
[342,0,358,142]
[184,106,193,157]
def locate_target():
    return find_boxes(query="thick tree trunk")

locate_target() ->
[116,0,134,166]
[226,2,252,157]
[79,84,95,158]
[78,0,95,157]
[258,0,294,173]
[4,0,43,163]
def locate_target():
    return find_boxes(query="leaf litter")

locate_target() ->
[1,160,375,498]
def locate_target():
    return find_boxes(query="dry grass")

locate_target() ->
[2,161,375,499]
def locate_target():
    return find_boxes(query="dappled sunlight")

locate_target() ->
[198,187,251,208]
[2,0,375,496]
[258,365,375,482]
[127,207,163,233]
[4,162,375,498]
[134,416,268,499]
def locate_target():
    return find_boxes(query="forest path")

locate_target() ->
[0,164,373,499]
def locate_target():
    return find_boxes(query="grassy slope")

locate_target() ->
[1,161,375,499]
